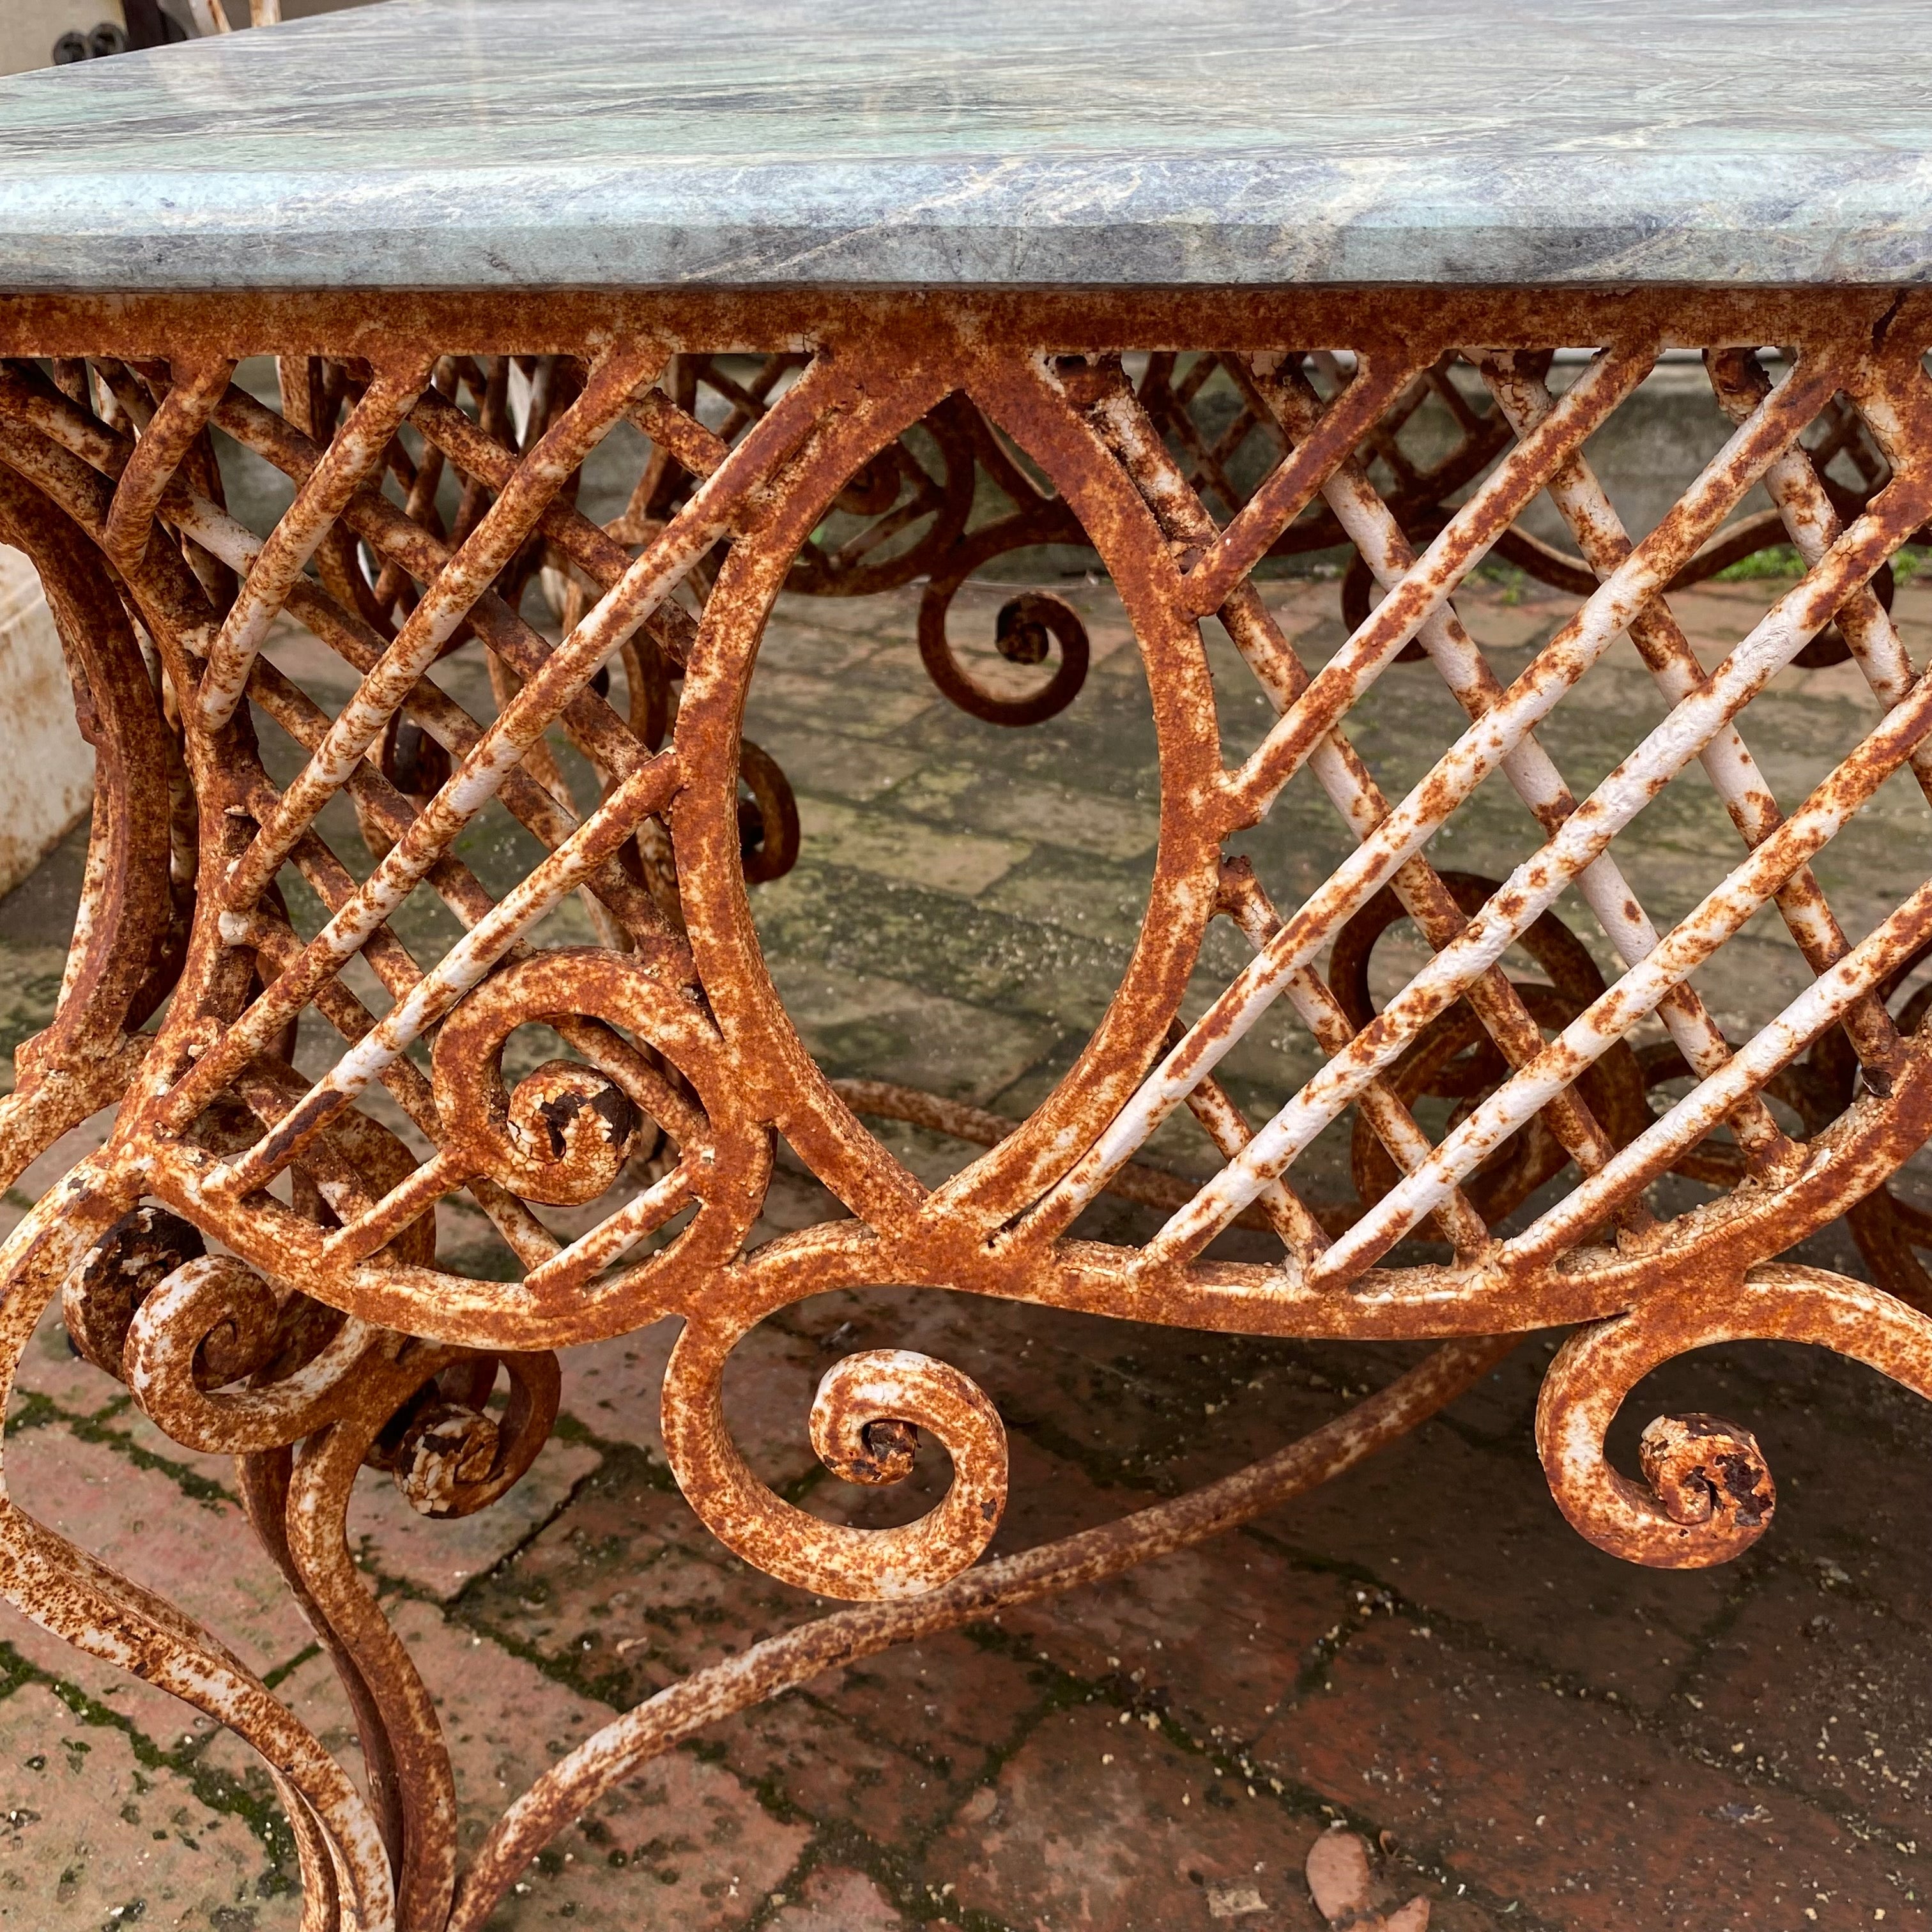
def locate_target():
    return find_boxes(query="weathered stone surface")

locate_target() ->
[348,1436,602,1600]
[768,1865,909,1931]
[202,1597,809,1929]
[0,1684,293,1929]
[938,1699,1331,1932]
[1269,1611,1927,1929]
[557,1317,824,1488]
[1,1425,313,1749]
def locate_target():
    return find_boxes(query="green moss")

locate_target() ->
[1715,542,1926,583]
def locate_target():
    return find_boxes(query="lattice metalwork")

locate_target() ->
[2,288,1931,1929]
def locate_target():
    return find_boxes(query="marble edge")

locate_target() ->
[2,153,1929,291]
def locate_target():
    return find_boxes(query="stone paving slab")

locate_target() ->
[0,1685,295,1931]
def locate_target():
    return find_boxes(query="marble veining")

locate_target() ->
[0,0,1926,289]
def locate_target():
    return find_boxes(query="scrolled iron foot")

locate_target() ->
[660,1310,1010,1600]
[1636,1411,1777,1549]
[1536,1261,1932,1568]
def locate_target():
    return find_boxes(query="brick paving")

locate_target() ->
[2,567,1931,1929]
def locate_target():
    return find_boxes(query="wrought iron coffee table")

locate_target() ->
[2,3,1931,1923]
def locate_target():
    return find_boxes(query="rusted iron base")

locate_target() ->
[3,289,1931,1929]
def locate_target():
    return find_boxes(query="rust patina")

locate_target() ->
[3,286,1932,1928]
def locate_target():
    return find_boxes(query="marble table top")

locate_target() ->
[0,0,1927,291]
